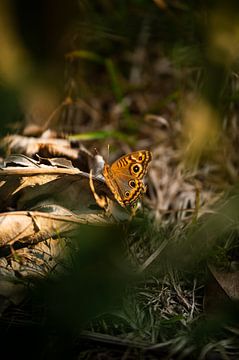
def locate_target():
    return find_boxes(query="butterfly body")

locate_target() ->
[103,150,152,207]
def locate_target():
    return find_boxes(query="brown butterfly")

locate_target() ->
[103,150,152,207]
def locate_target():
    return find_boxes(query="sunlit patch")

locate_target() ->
[208,9,239,64]
[182,98,219,165]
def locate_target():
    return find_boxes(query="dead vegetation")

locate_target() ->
[1,1,239,359]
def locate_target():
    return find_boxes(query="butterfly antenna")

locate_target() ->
[107,144,110,163]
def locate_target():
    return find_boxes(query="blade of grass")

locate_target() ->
[66,50,104,64]
[68,130,135,143]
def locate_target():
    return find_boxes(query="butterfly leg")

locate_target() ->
[129,201,140,219]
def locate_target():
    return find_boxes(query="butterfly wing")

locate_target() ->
[111,150,152,180]
[103,150,152,207]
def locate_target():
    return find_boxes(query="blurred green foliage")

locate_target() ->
[1,1,239,358]
[30,225,135,328]
[1,0,239,135]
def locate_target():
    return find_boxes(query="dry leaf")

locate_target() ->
[0,208,110,249]
[0,164,112,211]
[204,264,239,314]
[209,264,239,300]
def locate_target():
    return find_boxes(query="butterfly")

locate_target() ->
[103,150,152,207]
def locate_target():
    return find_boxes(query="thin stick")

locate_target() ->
[89,169,108,209]
[139,238,169,272]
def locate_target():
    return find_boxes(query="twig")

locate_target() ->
[139,238,169,272]
[190,278,197,320]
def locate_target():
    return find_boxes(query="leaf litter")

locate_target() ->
[1,10,239,359]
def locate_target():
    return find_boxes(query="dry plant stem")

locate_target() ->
[89,169,108,210]
[139,238,169,272]
[0,168,83,176]
[169,268,191,310]
[189,278,197,320]
[0,210,108,225]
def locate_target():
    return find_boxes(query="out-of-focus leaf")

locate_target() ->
[209,264,239,301]
[164,188,239,270]
[31,224,134,329]
[182,98,220,166]
[152,0,167,10]
[68,130,130,141]
[66,50,104,64]
[204,265,231,314]
[2,135,80,160]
